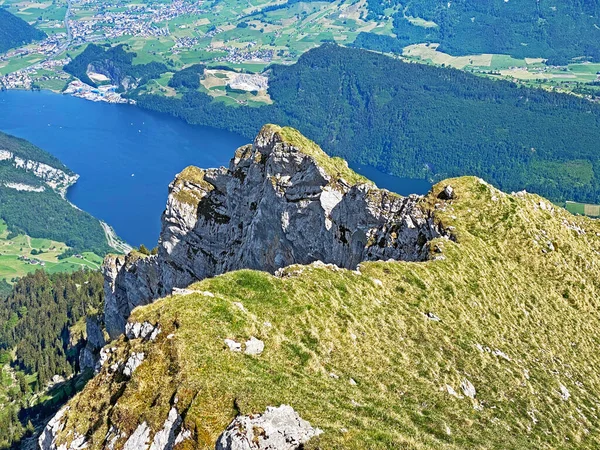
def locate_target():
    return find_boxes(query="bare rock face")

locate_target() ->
[215,405,321,450]
[79,316,106,371]
[104,125,445,338]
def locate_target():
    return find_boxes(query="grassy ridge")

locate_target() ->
[55,176,600,449]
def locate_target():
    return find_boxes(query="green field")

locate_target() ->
[0,220,102,282]
[565,201,600,217]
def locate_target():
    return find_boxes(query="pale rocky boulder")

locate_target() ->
[215,405,321,450]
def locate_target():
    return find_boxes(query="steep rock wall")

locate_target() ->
[0,149,79,196]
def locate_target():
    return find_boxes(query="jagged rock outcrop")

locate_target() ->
[39,407,88,450]
[104,125,446,338]
[0,149,78,196]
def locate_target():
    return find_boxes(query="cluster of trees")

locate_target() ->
[64,44,168,88]
[363,0,600,62]
[0,270,104,448]
[136,44,600,204]
[0,187,112,255]
[0,8,46,54]
[0,270,104,382]
[351,32,405,54]
[167,63,205,89]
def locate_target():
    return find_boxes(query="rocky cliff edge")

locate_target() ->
[104,124,448,339]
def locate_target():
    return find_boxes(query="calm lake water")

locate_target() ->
[0,90,431,247]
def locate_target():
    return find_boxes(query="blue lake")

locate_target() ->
[0,90,431,247]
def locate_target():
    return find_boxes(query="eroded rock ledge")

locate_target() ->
[104,124,446,338]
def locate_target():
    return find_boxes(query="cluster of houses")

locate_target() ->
[215,45,274,64]
[18,255,46,266]
[69,0,206,40]
[0,58,70,90]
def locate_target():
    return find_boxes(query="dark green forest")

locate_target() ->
[364,0,600,63]
[0,270,104,448]
[0,9,46,54]
[0,187,111,255]
[135,44,600,204]
[168,63,205,89]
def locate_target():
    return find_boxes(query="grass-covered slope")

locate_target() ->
[56,177,600,449]
[0,9,46,54]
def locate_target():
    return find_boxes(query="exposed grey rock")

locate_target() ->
[215,405,321,450]
[559,384,571,401]
[38,407,88,450]
[123,352,145,378]
[79,317,106,371]
[173,429,192,446]
[460,379,476,399]
[125,321,161,341]
[149,407,182,450]
[224,339,242,352]
[96,346,115,373]
[445,384,460,398]
[39,406,68,450]
[123,422,150,450]
[244,337,264,355]
[438,185,455,200]
[425,312,441,321]
[104,125,447,338]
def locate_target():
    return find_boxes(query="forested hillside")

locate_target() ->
[136,44,600,204]
[0,133,69,171]
[365,0,600,63]
[0,270,104,448]
[0,8,46,54]
[0,132,111,256]
[64,44,167,88]
[0,187,112,256]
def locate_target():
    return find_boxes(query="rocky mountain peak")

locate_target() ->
[104,125,446,338]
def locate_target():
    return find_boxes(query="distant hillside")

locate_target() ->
[44,127,600,449]
[63,44,167,88]
[137,44,600,205]
[0,131,111,255]
[0,8,46,54]
[0,132,70,171]
[365,0,600,63]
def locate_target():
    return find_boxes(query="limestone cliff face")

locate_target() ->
[0,149,79,196]
[104,125,446,338]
